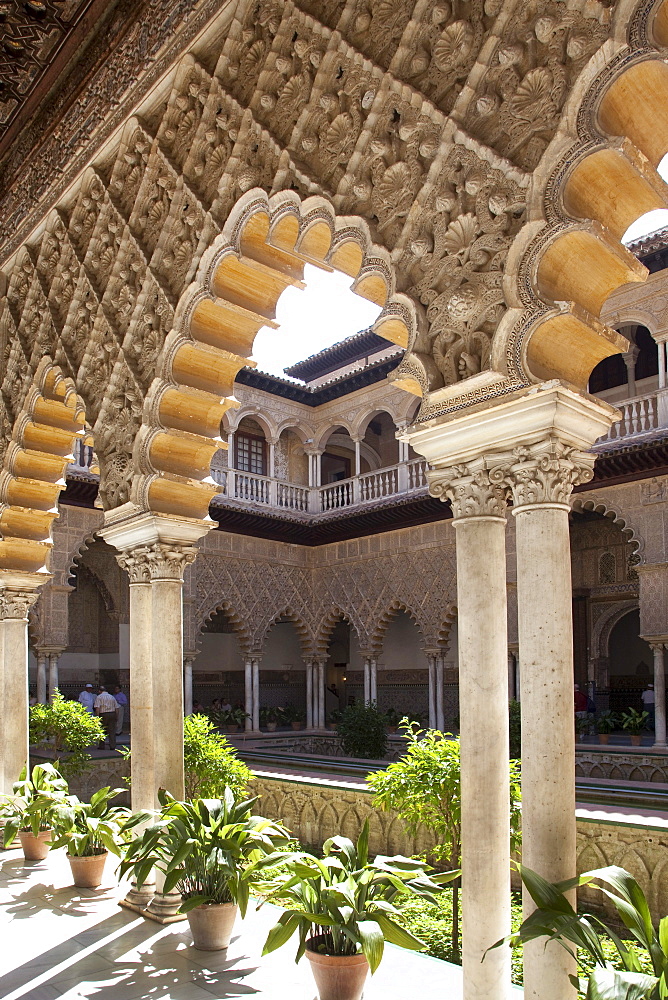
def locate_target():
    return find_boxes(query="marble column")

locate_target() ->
[244,658,253,732]
[183,657,193,717]
[48,651,60,702]
[252,658,260,732]
[36,652,47,705]
[305,660,314,728]
[363,656,371,705]
[651,643,667,748]
[508,440,595,1000]
[369,657,377,706]
[436,654,445,731]
[429,463,511,1000]
[0,584,40,795]
[427,653,437,729]
[318,660,326,727]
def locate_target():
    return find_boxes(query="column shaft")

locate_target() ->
[428,655,436,729]
[184,658,193,717]
[1,617,31,792]
[363,657,370,705]
[244,659,253,732]
[453,515,511,1000]
[369,658,377,705]
[127,582,154,811]
[318,661,326,727]
[48,653,59,702]
[514,504,576,1000]
[306,661,313,728]
[653,644,666,748]
[436,655,445,731]
[36,654,47,705]
[252,659,260,731]
[151,577,185,800]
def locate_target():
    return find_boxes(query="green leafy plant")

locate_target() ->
[596,711,618,735]
[183,713,252,800]
[384,707,400,728]
[367,722,522,962]
[29,690,105,777]
[620,709,650,735]
[261,819,457,973]
[120,788,291,915]
[49,786,131,857]
[281,704,305,725]
[509,699,521,759]
[336,702,388,759]
[260,706,283,726]
[327,709,343,726]
[216,707,248,729]
[576,714,592,737]
[490,863,667,1000]
[0,762,70,844]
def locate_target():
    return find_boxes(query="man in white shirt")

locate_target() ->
[78,683,96,714]
[94,686,119,750]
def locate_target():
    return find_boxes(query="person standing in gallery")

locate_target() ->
[113,685,128,735]
[94,685,119,750]
[78,683,96,714]
[642,682,656,730]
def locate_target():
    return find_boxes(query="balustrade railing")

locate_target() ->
[595,389,664,446]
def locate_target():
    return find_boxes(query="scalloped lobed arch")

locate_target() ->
[133,189,421,523]
[197,599,252,658]
[0,358,86,575]
[571,495,645,558]
[256,607,314,659]
[368,600,427,657]
[314,607,361,658]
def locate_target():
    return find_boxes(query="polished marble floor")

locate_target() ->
[0,846,474,1000]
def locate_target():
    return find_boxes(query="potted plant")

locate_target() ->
[0,762,69,861]
[260,706,280,732]
[262,819,456,1000]
[120,788,290,951]
[575,713,590,743]
[384,707,400,734]
[327,709,343,732]
[49,786,131,888]
[281,704,305,731]
[595,710,617,744]
[29,690,105,778]
[219,707,248,734]
[620,707,649,746]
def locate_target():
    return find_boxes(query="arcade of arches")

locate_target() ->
[1,2,668,1000]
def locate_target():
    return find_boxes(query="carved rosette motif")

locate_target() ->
[117,544,197,584]
[429,462,511,519]
[507,440,595,510]
[0,588,40,621]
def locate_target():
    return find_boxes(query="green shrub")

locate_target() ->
[509,699,521,760]
[183,713,252,799]
[29,691,105,777]
[336,702,388,759]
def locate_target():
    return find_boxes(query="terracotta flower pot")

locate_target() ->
[18,829,51,861]
[291,721,304,731]
[306,943,369,1000]
[67,851,108,889]
[187,902,238,951]
[631,734,642,746]
[266,722,277,732]
[598,733,610,744]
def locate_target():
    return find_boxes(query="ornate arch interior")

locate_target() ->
[591,599,640,660]
[135,189,419,522]
[369,601,426,657]
[571,496,645,558]
[314,608,360,657]
[257,607,313,659]
[198,600,252,657]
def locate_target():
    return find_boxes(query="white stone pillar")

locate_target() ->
[48,651,60,702]
[623,345,639,398]
[363,656,371,705]
[651,643,666,748]
[427,653,437,729]
[318,660,326,727]
[36,652,47,705]
[305,660,313,728]
[658,339,666,389]
[436,654,445,731]
[438,465,511,1000]
[252,658,260,732]
[183,657,193,717]
[508,442,596,1000]
[244,658,253,732]
[354,438,361,476]
[0,586,40,795]
[369,657,377,706]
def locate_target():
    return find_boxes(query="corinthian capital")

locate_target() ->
[507,439,595,510]
[0,588,40,620]
[429,460,511,519]
[117,543,197,583]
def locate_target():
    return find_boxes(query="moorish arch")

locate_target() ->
[196,599,253,658]
[571,494,645,558]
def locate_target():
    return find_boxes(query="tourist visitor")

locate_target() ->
[28,691,37,707]
[642,683,656,729]
[221,699,232,712]
[574,684,588,719]
[94,686,120,751]
[78,683,95,714]
[113,685,128,735]
[192,700,204,714]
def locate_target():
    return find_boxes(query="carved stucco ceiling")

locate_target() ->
[0,0,117,157]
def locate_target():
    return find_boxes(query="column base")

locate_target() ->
[143,891,187,923]
[119,898,187,924]
[120,879,156,910]
[653,741,667,749]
